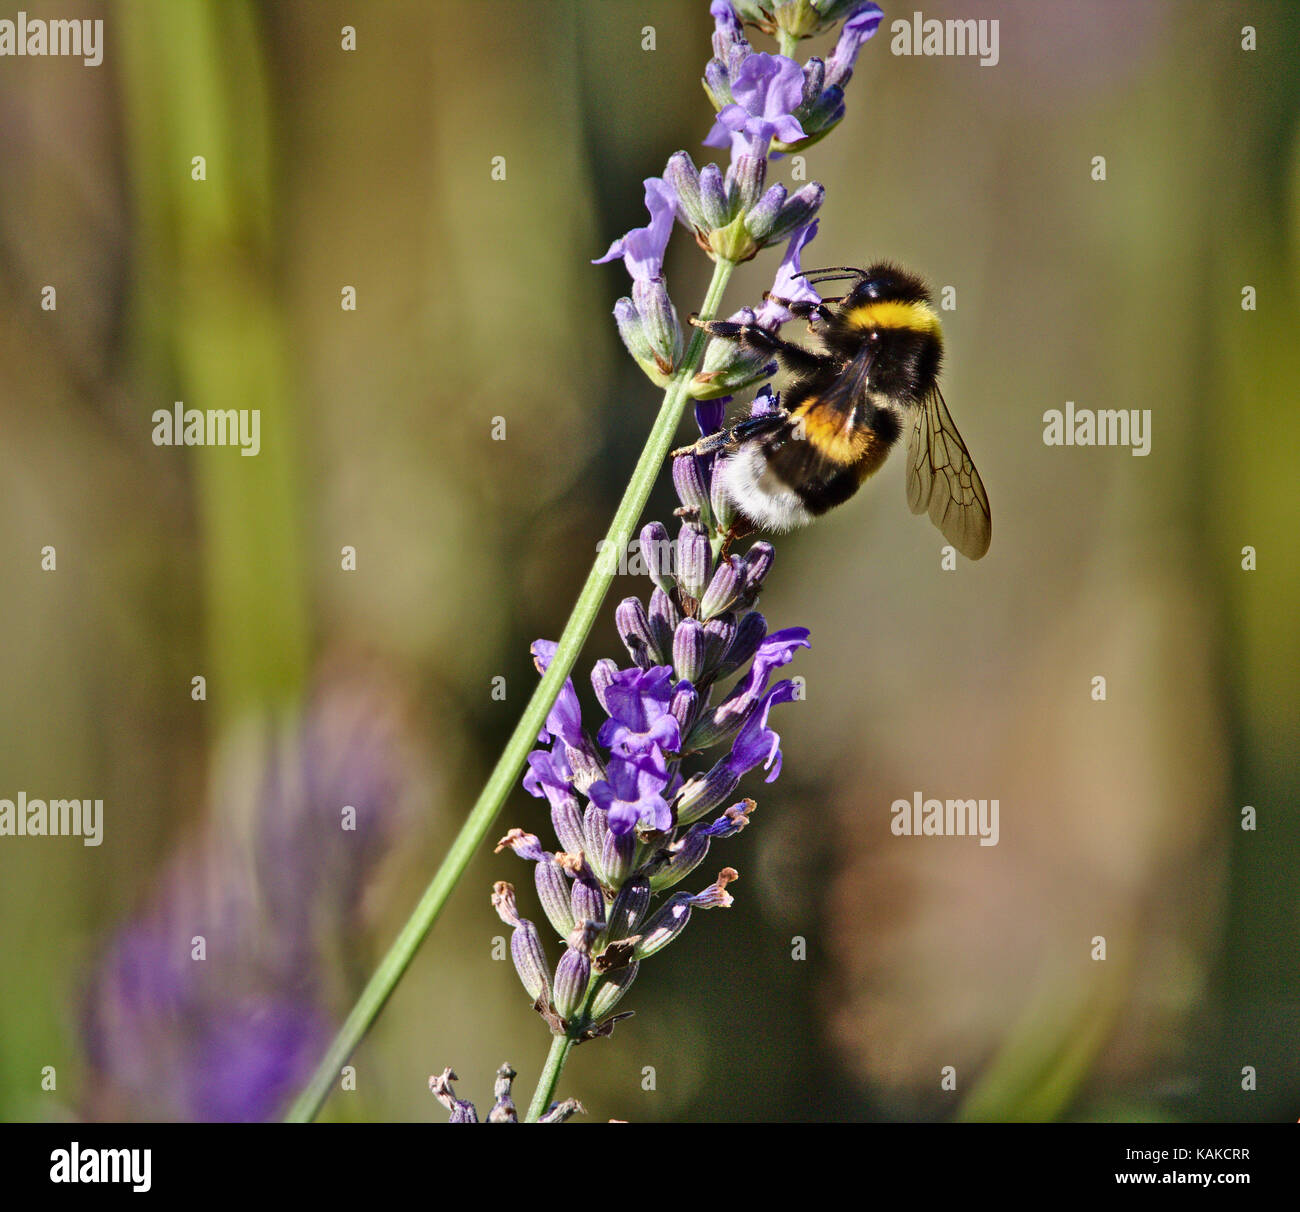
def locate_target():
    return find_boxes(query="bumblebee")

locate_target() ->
[678,263,991,560]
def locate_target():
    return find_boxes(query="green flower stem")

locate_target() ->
[285,256,737,1124]
[776,29,801,59]
[525,968,603,1122]
[525,1033,576,1123]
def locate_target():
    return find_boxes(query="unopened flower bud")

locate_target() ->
[648,587,680,660]
[670,679,699,737]
[703,58,733,111]
[606,875,651,942]
[673,617,708,684]
[640,522,676,595]
[492,882,552,1004]
[616,597,659,669]
[602,824,637,884]
[801,55,826,107]
[649,823,711,892]
[677,522,711,602]
[673,762,741,825]
[698,162,730,229]
[588,962,639,1018]
[717,610,767,678]
[613,297,673,387]
[631,277,683,372]
[672,452,713,530]
[569,871,606,932]
[744,183,788,242]
[701,613,737,677]
[730,152,767,211]
[553,923,597,1021]
[699,555,743,619]
[711,456,739,531]
[767,183,826,244]
[535,856,575,938]
[664,151,707,232]
[736,541,775,608]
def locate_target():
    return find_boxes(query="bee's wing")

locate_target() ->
[905,387,991,559]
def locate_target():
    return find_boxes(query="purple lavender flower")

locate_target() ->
[724,678,800,781]
[593,178,678,281]
[756,221,822,327]
[826,3,885,88]
[594,178,687,380]
[596,665,680,758]
[693,226,823,399]
[530,640,585,748]
[705,3,883,155]
[589,750,675,835]
[705,53,807,159]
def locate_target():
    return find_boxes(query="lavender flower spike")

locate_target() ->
[444,0,902,1124]
[500,370,811,1065]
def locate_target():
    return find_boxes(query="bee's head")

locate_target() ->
[845,263,932,307]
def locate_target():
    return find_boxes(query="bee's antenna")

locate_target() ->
[797,266,868,284]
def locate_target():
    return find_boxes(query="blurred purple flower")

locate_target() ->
[81,668,421,1122]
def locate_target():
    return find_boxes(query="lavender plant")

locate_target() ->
[289,0,884,1124]
[482,399,812,1121]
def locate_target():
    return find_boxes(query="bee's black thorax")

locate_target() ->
[823,324,942,407]
[813,263,940,405]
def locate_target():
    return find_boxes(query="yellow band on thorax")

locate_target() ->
[844,299,942,338]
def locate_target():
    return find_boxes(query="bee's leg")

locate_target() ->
[672,409,789,459]
[672,429,731,458]
[718,520,754,560]
[761,293,839,325]
[688,315,824,377]
[728,410,790,443]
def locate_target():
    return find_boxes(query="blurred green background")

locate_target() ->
[1,0,1297,1122]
